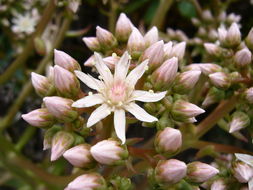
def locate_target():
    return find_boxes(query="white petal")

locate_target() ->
[114,51,130,81]
[87,104,111,127]
[114,109,126,144]
[94,52,113,85]
[124,103,158,122]
[131,90,167,102]
[235,153,253,167]
[126,59,148,87]
[74,70,104,91]
[72,94,104,108]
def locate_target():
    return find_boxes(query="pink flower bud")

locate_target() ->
[43,126,61,150]
[226,22,241,47]
[233,161,253,183]
[82,37,101,51]
[234,48,252,67]
[144,26,159,47]
[90,139,128,165]
[209,72,230,89]
[84,55,95,67]
[204,43,221,57]
[31,72,53,97]
[246,27,253,51]
[43,96,78,122]
[65,173,107,190]
[22,108,54,128]
[54,65,80,97]
[96,26,117,49]
[155,159,187,184]
[51,131,74,161]
[202,10,213,22]
[68,0,80,13]
[187,161,219,183]
[115,13,133,42]
[229,111,250,133]
[202,87,225,107]
[246,87,253,103]
[54,49,80,72]
[46,66,54,81]
[164,41,173,59]
[198,63,222,75]
[218,27,227,45]
[155,127,182,156]
[171,42,186,60]
[63,144,94,168]
[142,40,164,69]
[127,27,145,59]
[210,179,226,190]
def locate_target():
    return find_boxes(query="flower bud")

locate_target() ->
[51,131,74,161]
[202,87,225,107]
[90,139,128,165]
[144,26,159,47]
[115,13,133,42]
[141,40,164,69]
[103,54,120,69]
[46,66,54,81]
[31,72,53,97]
[43,96,78,122]
[226,22,241,48]
[246,27,253,51]
[233,161,253,183]
[202,10,213,22]
[234,48,252,67]
[218,27,227,45]
[82,37,101,51]
[63,144,94,168]
[204,43,222,57]
[210,179,226,190]
[229,111,250,133]
[65,173,107,190]
[173,70,201,93]
[245,87,253,103]
[151,57,178,88]
[54,65,80,97]
[22,108,54,128]
[198,63,222,75]
[96,26,117,50]
[170,42,186,60]
[34,37,46,55]
[43,126,61,150]
[155,159,187,184]
[154,127,182,156]
[209,72,230,89]
[68,0,80,13]
[164,41,173,59]
[187,162,219,183]
[227,13,241,24]
[84,55,95,67]
[127,27,145,59]
[54,49,80,72]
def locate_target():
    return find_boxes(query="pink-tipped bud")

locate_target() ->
[63,144,94,168]
[155,159,187,184]
[82,37,101,51]
[204,43,222,57]
[210,179,226,190]
[115,13,133,42]
[171,42,186,60]
[144,26,159,47]
[22,108,54,128]
[51,131,74,161]
[155,127,182,156]
[209,72,230,89]
[187,161,219,183]
[127,27,145,59]
[164,41,173,59]
[227,13,241,24]
[246,27,253,51]
[84,55,95,67]
[46,66,54,81]
[198,63,222,75]
[65,173,107,190]
[245,87,253,104]
[68,0,80,13]
[54,49,80,72]
[31,72,53,97]
[202,10,213,22]
[43,126,61,150]
[54,65,80,97]
[90,139,128,165]
[96,26,117,50]
[142,40,164,69]
[102,54,120,69]
[218,27,227,45]
[233,161,253,183]
[43,96,78,122]
[234,48,252,67]
[229,111,250,133]
[226,22,241,47]
[151,57,178,88]
[202,87,225,107]
[173,70,201,93]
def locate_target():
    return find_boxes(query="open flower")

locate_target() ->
[72,52,166,143]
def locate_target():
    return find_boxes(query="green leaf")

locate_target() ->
[178,1,196,18]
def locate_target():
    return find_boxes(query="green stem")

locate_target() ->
[189,0,202,19]
[15,126,36,152]
[108,0,118,33]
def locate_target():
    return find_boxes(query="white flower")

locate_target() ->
[72,52,167,143]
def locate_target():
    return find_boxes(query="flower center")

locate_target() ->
[108,81,127,106]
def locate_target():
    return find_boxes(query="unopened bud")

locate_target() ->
[65,173,107,190]
[96,26,117,50]
[171,42,186,60]
[226,22,241,48]
[144,26,159,47]
[204,43,222,57]
[202,87,225,107]
[54,65,80,97]
[233,161,253,183]
[245,87,253,103]
[90,139,128,165]
[43,96,78,122]
[229,111,250,133]
[191,18,200,26]
[202,10,213,22]
[51,131,74,161]
[210,179,226,190]
[155,127,182,156]
[164,41,173,59]
[34,37,46,55]
[234,48,252,67]
[209,72,230,89]
[246,27,253,51]
[127,27,145,59]
[198,63,222,75]
[227,13,241,24]
[82,37,101,51]
[218,27,227,45]
[142,40,164,69]
[31,72,53,97]
[68,0,80,13]
[46,66,54,81]
[54,49,80,72]
[22,108,54,128]
[63,144,94,168]
[84,55,95,67]
[115,13,133,42]
[155,159,187,184]
[103,55,120,69]
[187,161,219,183]
[43,126,61,150]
